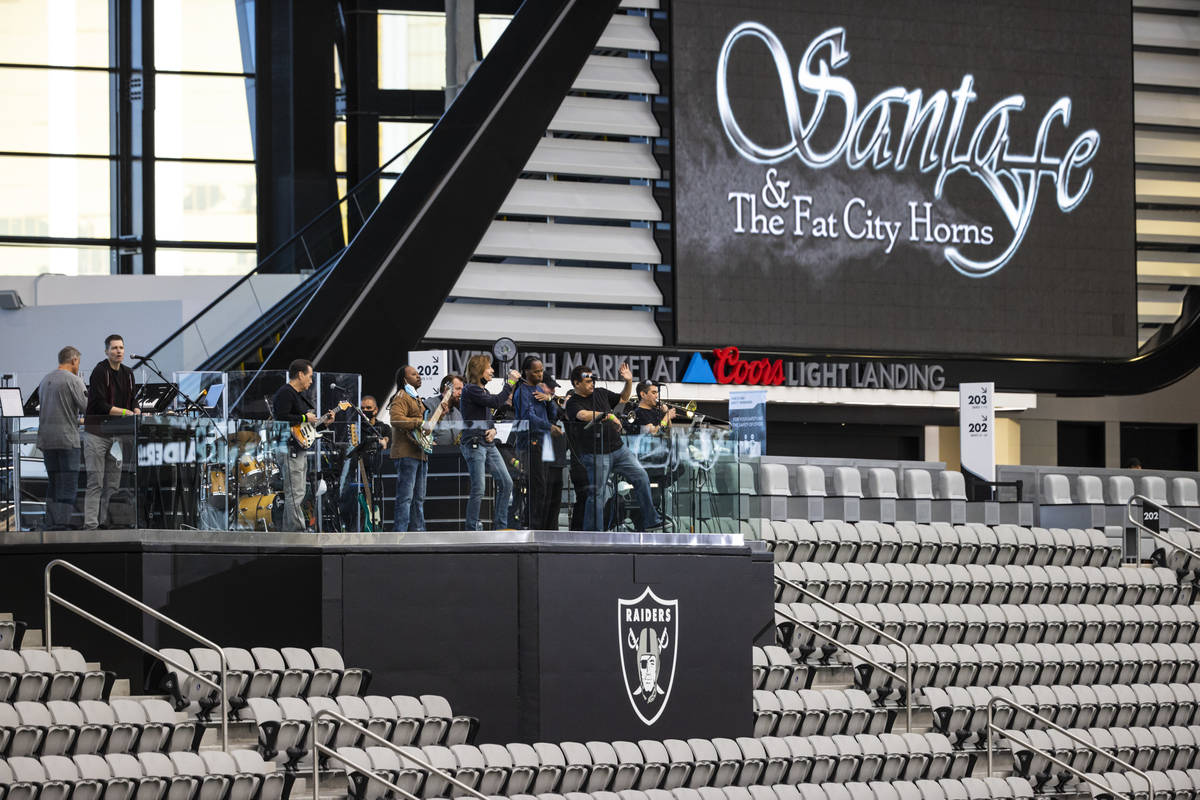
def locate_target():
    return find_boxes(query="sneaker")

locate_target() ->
[644,519,672,532]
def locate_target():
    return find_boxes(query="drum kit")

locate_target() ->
[202,429,284,530]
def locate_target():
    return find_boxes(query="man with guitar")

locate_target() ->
[388,364,436,532]
[272,359,339,531]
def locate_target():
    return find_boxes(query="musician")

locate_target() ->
[388,365,432,532]
[272,359,334,531]
[38,346,87,530]
[459,354,519,531]
[83,334,139,530]
[512,356,560,530]
[423,374,464,446]
[564,363,664,532]
[632,381,676,433]
[337,395,389,528]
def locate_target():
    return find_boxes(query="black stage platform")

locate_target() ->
[0,530,773,743]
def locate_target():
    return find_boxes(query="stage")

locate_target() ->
[0,529,773,742]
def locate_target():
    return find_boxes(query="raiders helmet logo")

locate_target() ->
[618,587,679,726]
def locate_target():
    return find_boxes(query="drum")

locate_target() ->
[237,453,267,493]
[237,493,277,529]
[206,466,228,508]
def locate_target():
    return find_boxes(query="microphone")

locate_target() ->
[130,354,149,360]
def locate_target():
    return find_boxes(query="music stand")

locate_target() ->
[0,387,24,418]
[135,383,178,414]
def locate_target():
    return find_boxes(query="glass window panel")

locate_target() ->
[479,14,512,58]
[156,161,256,243]
[0,67,111,155]
[154,0,250,74]
[0,244,110,276]
[335,121,347,174]
[378,12,446,91]
[155,74,254,160]
[380,121,429,172]
[0,156,110,238]
[156,248,257,276]
[0,0,109,68]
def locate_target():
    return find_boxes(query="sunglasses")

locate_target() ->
[579,372,595,380]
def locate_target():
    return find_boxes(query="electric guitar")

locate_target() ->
[291,402,350,449]
[410,387,453,454]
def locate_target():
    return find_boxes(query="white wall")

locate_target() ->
[0,274,305,394]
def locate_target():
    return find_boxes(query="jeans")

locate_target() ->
[581,443,660,532]
[459,440,513,531]
[393,457,428,532]
[83,432,129,529]
[43,447,81,529]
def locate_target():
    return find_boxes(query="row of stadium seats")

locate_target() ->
[751,647,806,692]
[1010,725,1200,787]
[1079,769,1200,800]
[458,780,1041,800]
[926,684,1200,746]
[0,697,202,757]
[155,646,369,712]
[849,641,1200,695]
[1041,472,1198,512]
[751,690,890,738]
[760,520,1117,568]
[244,694,476,766]
[0,749,281,800]
[0,649,113,703]
[774,562,1183,607]
[775,603,1200,650]
[326,733,972,798]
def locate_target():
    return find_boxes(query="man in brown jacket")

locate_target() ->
[389,364,438,531]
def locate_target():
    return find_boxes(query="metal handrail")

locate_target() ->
[313,744,420,800]
[774,574,915,731]
[1127,494,1200,565]
[986,696,1150,800]
[772,604,913,733]
[44,559,230,751]
[310,708,488,800]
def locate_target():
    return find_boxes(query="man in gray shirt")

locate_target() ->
[37,346,88,530]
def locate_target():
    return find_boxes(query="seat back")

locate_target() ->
[1076,475,1104,504]
[903,470,933,500]
[793,466,826,497]
[1041,475,1071,505]
[833,468,863,498]
[1139,475,1168,504]
[937,472,967,500]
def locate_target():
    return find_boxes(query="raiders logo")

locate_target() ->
[618,587,679,726]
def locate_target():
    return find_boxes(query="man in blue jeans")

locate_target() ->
[459,353,520,530]
[388,364,436,532]
[564,362,663,532]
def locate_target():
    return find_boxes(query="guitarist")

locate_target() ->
[387,365,432,532]
[271,359,334,531]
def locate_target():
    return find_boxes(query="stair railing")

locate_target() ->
[986,695,1150,800]
[44,558,230,751]
[774,573,914,731]
[309,708,488,800]
[1126,494,1200,564]
[312,744,420,800]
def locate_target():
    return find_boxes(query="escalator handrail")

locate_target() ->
[132,124,434,369]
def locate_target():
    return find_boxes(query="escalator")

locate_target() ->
[139,0,626,394]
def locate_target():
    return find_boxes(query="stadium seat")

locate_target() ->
[787,466,826,522]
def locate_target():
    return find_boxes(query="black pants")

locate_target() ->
[542,462,564,530]
[524,435,549,530]
[569,456,589,532]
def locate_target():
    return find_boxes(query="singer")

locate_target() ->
[83,334,139,529]
[565,363,663,532]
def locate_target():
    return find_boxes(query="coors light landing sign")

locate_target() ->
[673,0,1135,359]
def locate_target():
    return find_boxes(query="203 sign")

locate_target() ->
[967,393,989,406]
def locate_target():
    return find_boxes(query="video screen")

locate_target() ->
[672,0,1135,358]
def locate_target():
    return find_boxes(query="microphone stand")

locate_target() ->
[330,387,387,532]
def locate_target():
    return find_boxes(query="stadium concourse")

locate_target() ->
[1,457,1199,800]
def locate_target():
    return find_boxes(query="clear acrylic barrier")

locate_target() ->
[172,371,227,416]
[8,406,741,534]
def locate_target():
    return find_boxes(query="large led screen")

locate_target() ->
[673,0,1135,358]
